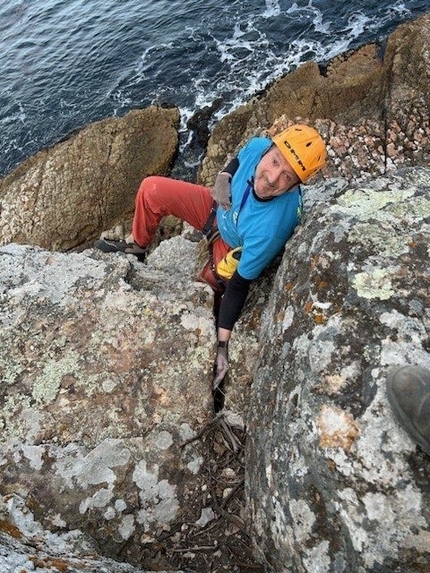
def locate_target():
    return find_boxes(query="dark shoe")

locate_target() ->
[94,238,147,262]
[387,365,430,456]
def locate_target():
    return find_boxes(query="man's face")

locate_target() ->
[254,145,300,199]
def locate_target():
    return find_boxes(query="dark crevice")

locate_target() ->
[213,289,226,413]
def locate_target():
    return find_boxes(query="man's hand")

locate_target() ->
[212,172,231,209]
[213,341,229,389]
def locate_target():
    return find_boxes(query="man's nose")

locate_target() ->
[267,166,282,185]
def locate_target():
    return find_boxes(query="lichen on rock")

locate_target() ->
[246,167,430,572]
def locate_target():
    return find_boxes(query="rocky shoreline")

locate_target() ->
[0,12,429,573]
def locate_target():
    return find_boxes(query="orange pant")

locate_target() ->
[132,176,231,290]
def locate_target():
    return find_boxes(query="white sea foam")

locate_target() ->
[263,0,281,18]
[0,0,423,177]
[312,9,331,34]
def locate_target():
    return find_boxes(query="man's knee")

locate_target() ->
[138,175,163,196]
[136,176,169,211]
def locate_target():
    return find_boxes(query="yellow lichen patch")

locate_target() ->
[316,405,360,452]
[32,353,81,405]
[352,268,394,300]
[335,186,415,217]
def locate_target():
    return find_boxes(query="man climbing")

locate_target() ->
[95,124,327,387]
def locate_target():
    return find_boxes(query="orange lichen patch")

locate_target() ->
[317,280,329,289]
[314,314,325,324]
[316,405,360,452]
[305,300,313,313]
[29,557,71,572]
[284,282,294,291]
[408,240,417,248]
[50,559,72,572]
[310,255,320,270]
[247,308,261,329]
[0,519,22,539]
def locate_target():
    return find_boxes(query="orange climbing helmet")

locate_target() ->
[272,124,327,182]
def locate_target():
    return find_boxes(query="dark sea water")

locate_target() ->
[1,0,429,179]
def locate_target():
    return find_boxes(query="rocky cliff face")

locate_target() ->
[0,12,429,573]
[0,238,260,572]
[246,166,430,572]
[1,168,428,573]
[0,239,214,569]
[0,106,180,251]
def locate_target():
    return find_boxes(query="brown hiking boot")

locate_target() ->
[387,365,430,456]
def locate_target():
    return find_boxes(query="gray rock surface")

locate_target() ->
[0,238,215,570]
[3,167,427,573]
[0,493,177,573]
[246,167,430,572]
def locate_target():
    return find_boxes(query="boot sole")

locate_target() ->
[387,367,430,456]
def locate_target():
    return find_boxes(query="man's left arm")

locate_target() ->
[213,271,252,388]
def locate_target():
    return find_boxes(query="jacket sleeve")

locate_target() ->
[222,156,239,177]
[217,270,252,331]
